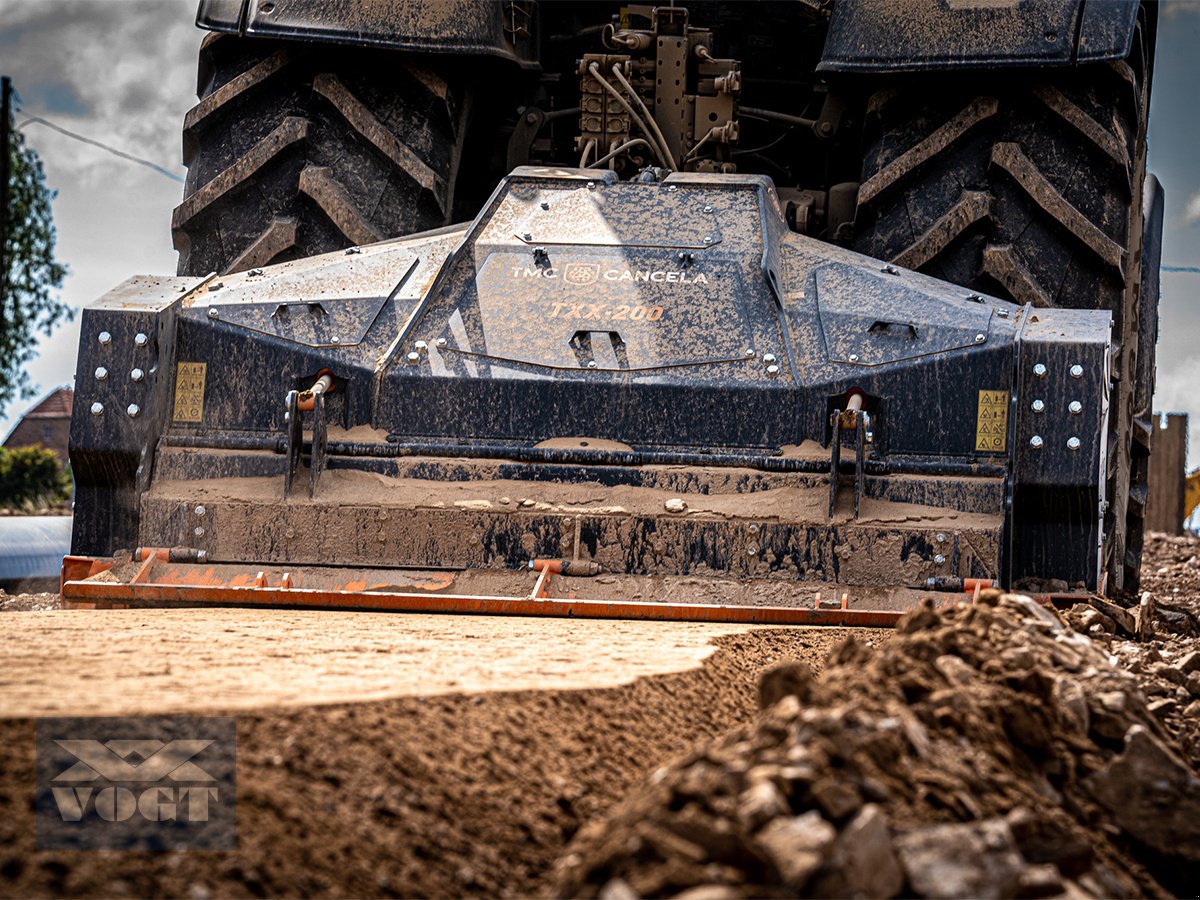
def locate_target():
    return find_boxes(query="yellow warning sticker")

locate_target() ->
[975,390,1008,453]
[173,362,207,423]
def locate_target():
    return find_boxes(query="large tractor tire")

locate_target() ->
[853,22,1155,596]
[173,35,467,276]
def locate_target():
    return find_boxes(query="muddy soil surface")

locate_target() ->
[0,617,862,898]
[1,532,1197,898]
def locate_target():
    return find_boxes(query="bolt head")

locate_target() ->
[436,337,448,348]
[745,349,755,358]
[194,526,205,538]
[540,201,549,210]
[934,554,946,565]
[344,246,361,254]
[134,332,148,347]
[587,181,596,190]
[997,309,1010,318]
[98,331,112,345]
[747,546,758,557]
[748,524,760,534]
[90,402,104,416]
[667,185,677,192]
[1067,436,1082,451]
[1070,364,1084,378]
[1031,399,1045,413]
[248,268,264,276]
[1030,435,1044,448]
[126,403,141,418]
[848,353,859,363]
[130,368,144,382]
[936,533,947,543]
[522,232,532,241]
[1069,400,1082,415]
[208,307,219,319]
[406,351,421,365]
[703,236,713,244]
[94,366,108,381]
[703,205,713,213]
[766,364,780,377]
[195,505,206,517]
[1033,363,1047,377]
[331,336,340,344]
[414,340,428,352]
[587,360,597,369]
[975,333,986,343]
[762,353,777,365]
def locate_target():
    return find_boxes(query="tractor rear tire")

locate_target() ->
[853,26,1154,596]
[173,34,466,276]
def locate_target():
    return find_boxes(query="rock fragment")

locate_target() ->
[754,811,835,891]
[757,661,812,710]
[1084,724,1200,886]
[895,819,1024,899]
[811,804,903,898]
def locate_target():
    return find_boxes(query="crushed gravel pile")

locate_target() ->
[0,588,60,611]
[1064,532,1200,767]
[552,590,1200,899]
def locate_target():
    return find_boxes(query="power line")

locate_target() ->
[1163,265,1200,273]
[15,113,184,184]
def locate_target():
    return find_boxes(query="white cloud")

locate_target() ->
[1187,190,1200,225]
[2,1,198,190]
[1162,0,1200,20]
[0,0,197,434]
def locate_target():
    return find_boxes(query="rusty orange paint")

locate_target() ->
[60,554,907,627]
[60,556,113,595]
[61,578,907,627]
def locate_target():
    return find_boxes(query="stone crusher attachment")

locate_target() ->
[63,169,1113,625]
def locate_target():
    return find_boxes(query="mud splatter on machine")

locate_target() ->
[63,2,1162,622]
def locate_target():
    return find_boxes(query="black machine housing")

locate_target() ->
[71,170,1114,591]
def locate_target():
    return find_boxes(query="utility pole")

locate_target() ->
[0,76,11,310]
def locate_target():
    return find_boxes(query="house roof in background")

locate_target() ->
[20,387,74,420]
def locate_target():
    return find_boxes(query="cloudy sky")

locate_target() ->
[3,0,1200,466]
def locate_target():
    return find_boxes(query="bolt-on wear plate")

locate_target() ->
[815,265,995,366]
[191,246,423,348]
[213,295,391,348]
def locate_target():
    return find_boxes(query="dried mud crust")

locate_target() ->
[0,627,865,898]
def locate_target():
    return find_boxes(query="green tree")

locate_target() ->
[2,90,71,418]
[0,445,71,510]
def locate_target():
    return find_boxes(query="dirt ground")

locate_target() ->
[0,610,773,715]
[0,533,1197,898]
[0,607,863,897]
